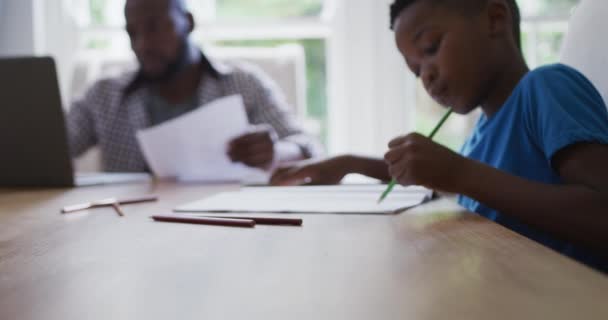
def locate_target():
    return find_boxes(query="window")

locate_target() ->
[520,0,578,67]
[84,0,325,25]
[413,0,580,151]
[216,0,324,20]
[63,0,582,155]
[69,0,333,142]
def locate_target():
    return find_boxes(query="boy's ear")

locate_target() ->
[173,12,195,35]
[186,13,195,34]
[484,0,511,40]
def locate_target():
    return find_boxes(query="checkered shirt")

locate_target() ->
[66,56,322,172]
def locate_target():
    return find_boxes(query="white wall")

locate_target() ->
[561,0,608,107]
[0,0,79,104]
[328,0,416,156]
[37,0,80,104]
[0,0,38,56]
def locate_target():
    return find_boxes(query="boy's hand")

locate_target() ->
[384,133,469,192]
[270,157,350,186]
[228,125,278,170]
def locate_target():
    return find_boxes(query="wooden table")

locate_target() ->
[1,182,607,320]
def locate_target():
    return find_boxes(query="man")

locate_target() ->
[67,0,322,172]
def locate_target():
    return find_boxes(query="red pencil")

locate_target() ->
[151,215,255,228]
[200,216,303,226]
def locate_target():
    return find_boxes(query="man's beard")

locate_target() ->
[139,40,190,84]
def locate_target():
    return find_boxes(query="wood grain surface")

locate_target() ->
[1,182,606,320]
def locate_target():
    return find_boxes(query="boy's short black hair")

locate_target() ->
[389,0,521,49]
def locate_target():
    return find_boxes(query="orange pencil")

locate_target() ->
[111,203,125,217]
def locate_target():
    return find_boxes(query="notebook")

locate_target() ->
[174,184,433,215]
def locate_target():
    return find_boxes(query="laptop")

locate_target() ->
[0,56,150,187]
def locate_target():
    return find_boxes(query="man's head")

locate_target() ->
[390,0,522,114]
[125,0,195,82]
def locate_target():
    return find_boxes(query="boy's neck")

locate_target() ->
[480,54,529,117]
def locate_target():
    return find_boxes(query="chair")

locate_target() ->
[70,44,313,172]
[560,0,608,107]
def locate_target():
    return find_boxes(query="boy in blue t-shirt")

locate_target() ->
[270,0,608,272]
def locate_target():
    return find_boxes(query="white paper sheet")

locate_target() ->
[174,185,433,215]
[136,95,269,183]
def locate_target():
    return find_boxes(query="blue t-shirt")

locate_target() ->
[459,64,608,272]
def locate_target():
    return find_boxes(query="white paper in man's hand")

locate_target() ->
[136,95,269,183]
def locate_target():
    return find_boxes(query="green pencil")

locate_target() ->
[377,107,454,203]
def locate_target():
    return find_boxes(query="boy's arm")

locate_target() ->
[347,155,392,181]
[460,144,608,255]
[387,134,608,255]
[270,155,389,186]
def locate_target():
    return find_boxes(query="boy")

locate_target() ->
[271,0,608,272]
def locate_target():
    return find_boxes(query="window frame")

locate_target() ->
[67,0,580,155]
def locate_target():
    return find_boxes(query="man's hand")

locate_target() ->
[384,133,470,192]
[228,125,278,170]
